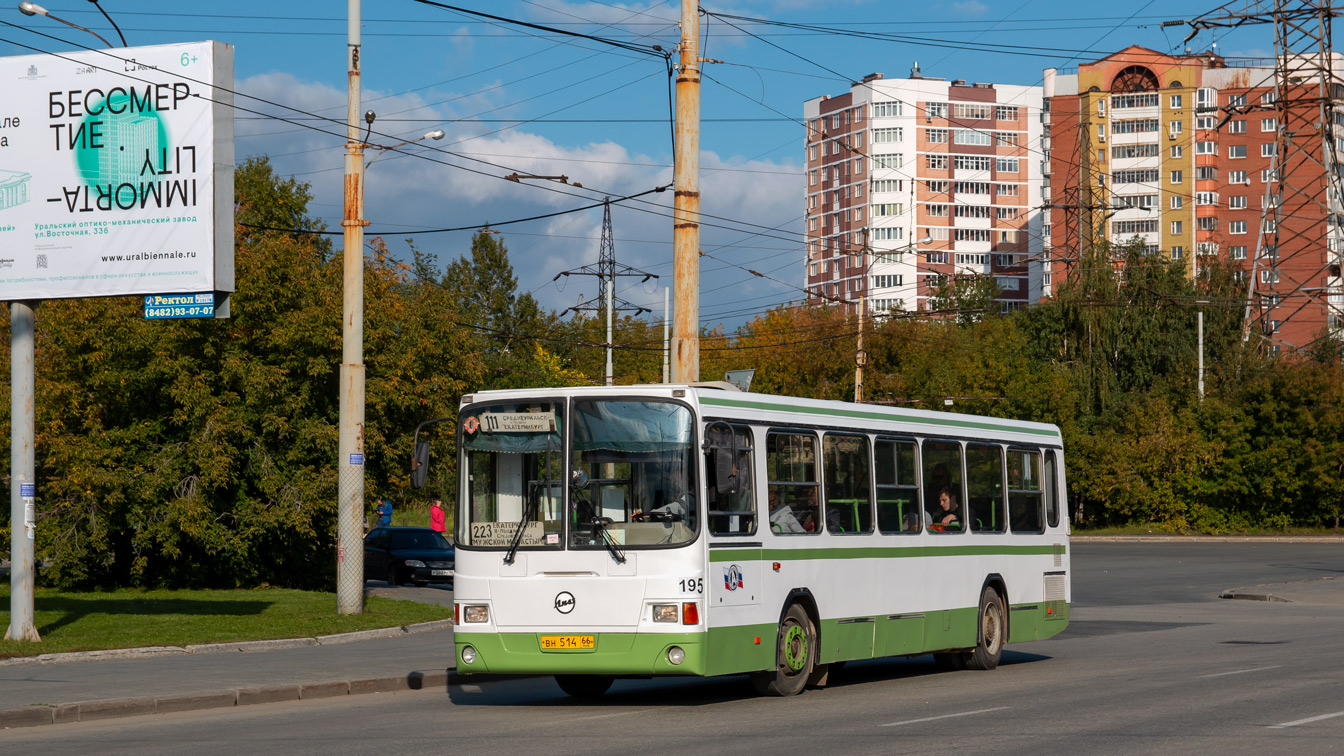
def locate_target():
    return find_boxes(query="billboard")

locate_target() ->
[0,41,233,301]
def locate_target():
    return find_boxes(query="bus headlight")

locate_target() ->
[667,646,685,665]
[462,645,477,665]
[463,605,489,623]
[652,604,678,623]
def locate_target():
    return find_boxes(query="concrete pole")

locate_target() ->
[855,295,865,403]
[671,0,700,383]
[337,0,366,615]
[658,286,663,384]
[7,302,39,642]
[1198,310,1205,401]
[605,276,614,386]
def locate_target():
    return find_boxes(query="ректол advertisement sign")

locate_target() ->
[0,41,234,301]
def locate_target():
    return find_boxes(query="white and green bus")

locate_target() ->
[423,383,1070,697]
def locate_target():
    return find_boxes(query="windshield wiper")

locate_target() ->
[504,437,552,565]
[593,518,626,564]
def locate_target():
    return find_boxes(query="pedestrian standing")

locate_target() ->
[430,499,446,533]
[376,499,393,527]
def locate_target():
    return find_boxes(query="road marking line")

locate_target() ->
[565,710,646,723]
[881,707,1010,727]
[1198,665,1282,678]
[1270,711,1344,729]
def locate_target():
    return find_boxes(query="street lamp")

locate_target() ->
[17,2,116,48]
[365,127,447,169]
[856,233,933,403]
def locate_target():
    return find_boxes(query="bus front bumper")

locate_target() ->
[454,632,706,676]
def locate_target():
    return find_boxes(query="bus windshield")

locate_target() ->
[458,401,564,549]
[569,399,698,550]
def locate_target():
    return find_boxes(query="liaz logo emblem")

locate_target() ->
[723,564,744,592]
[554,591,576,614]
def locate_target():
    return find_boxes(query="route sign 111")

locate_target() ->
[145,292,216,319]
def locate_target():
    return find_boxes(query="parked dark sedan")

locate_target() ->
[363,526,454,587]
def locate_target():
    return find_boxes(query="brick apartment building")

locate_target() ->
[803,68,1045,316]
[1044,46,1344,351]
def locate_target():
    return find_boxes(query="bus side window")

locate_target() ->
[922,440,964,533]
[1007,448,1044,533]
[707,424,756,536]
[1044,450,1060,528]
[766,432,820,534]
[875,438,920,534]
[966,443,1005,533]
[823,434,873,534]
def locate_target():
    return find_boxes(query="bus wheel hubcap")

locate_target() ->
[783,624,807,672]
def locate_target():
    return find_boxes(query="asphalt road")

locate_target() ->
[4,541,1342,755]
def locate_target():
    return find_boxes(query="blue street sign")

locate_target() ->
[349,454,364,465]
[145,292,215,319]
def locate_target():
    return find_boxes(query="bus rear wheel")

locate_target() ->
[555,674,614,698]
[751,603,815,696]
[966,586,1005,671]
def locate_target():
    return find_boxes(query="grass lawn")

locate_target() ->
[0,586,451,659]
[1075,525,1344,537]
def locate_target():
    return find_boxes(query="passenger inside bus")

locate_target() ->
[927,488,962,530]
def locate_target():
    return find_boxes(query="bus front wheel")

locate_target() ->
[751,603,815,696]
[555,674,614,698]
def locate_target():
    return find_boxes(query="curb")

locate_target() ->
[0,618,455,669]
[0,669,451,730]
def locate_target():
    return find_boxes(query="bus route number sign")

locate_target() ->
[479,411,555,433]
[470,520,545,547]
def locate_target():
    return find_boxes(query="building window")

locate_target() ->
[854,157,864,174]
[1229,170,1248,184]
[872,179,902,193]
[1261,269,1279,283]
[1171,195,1183,209]
[1228,94,1246,107]
[1170,120,1183,137]
[874,155,901,169]
[995,158,1020,173]
[1171,221,1184,235]
[1230,195,1248,210]
[872,101,902,118]
[954,129,992,146]
[1112,220,1158,235]
[1171,144,1183,158]
[954,155,994,171]
[996,184,1020,196]
[1231,245,1247,260]
[809,171,818,186]
[1170,94,1183,108]
[1262,143,1277,157]
[995,132,1020,147]
[1112,119,1159,134]
[1229,119,1247,134]
[872,227,904,241]
[1112,143,1161,159]
[872,274,904,288]
[1199,217,1219,231]
[1261,118,1277,131]
[1171,246,1183,259]
[1262,169,1278,182]
[926,154,948,170]
[1196,115,1216,130]
[1196,192,1218,205]
[999,230,1018,243]
[872,203,903,217]
[1196,140,1216,155]
[1097,124,1106,139]
[925,102,947,119]
[872,127,903,143]
[924,180,949,194]
[1112,169,1161,184]
[1111,93,1159,109]
[1196,87,1216,110]
[1196,166,1217,181]
[925,128,949,144]
[953,181,991,194]
[953,103,991,120]
[1229,144,1247,158]
[995,105,1019,120]
[1230,220,1247,234]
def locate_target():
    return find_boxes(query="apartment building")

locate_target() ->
[803,69,1045,316]
[1044,46,1344,351]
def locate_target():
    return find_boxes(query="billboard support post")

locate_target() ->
[6,301,39,642]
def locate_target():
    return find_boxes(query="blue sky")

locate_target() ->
[0,0,1271,326]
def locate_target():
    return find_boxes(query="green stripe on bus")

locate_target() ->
[708,544,1063,562]
[699,395,1061,438]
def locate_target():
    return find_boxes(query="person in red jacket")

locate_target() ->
[430,499,446,533]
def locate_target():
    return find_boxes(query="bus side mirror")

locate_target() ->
[410,440,431,489]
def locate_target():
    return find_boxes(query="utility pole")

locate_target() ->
[555,199,657,382]
[1171,1,1344,350]
[671,0,701,383]
[1198,310,1206,400]
[855,229,869,403]
[337,0,367,615]
[663,287,670,383]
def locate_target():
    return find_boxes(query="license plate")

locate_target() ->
[431,569,453,576]
[540,635,595,650]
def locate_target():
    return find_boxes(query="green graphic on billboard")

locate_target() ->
[75,92,169,195]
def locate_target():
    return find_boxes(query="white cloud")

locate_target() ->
[232,73,803,324]
[950,0,989,16]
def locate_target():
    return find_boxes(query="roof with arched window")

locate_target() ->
[1112,65,1159,92]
